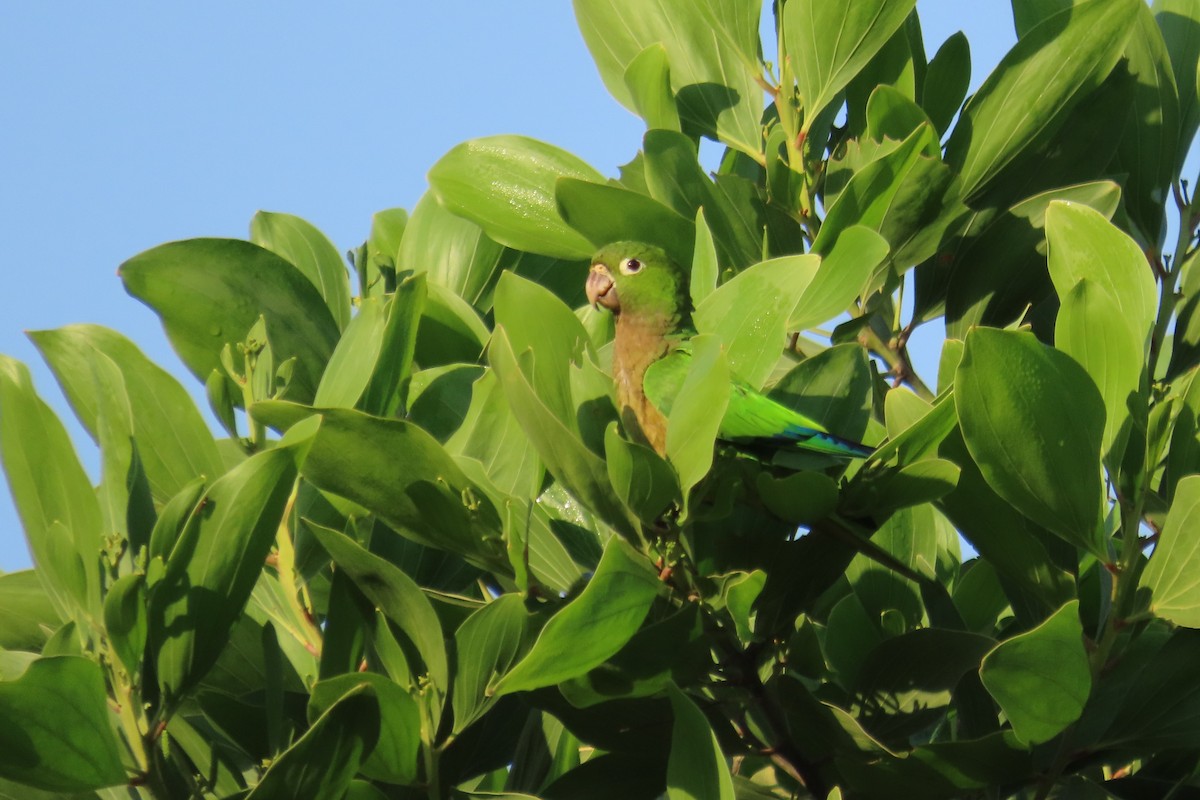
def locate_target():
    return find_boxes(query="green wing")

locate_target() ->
[643,344,872,459]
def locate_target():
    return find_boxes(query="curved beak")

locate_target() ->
[586,264,620,312]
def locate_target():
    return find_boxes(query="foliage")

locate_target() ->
[3,1,1200,798]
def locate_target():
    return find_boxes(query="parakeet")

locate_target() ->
[585,241,872,459]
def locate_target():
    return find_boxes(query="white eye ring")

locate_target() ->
[620,257,643,275]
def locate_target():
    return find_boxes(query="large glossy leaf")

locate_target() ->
[664,335,729,503]
[313,296,387,409]
[150,445,298,706]
[791,226,889,331]
[361,276,426,417]
[944,0,1139,200]
[1143,475,1200,626]
[624,44,682,132]
[938,430,1077,625]
[810,124,948,264]
[643,129,762,267]
[251,211,352,329]
[0,572,58,651]
[397,192,508,309]
[666,686,735,800]
[30,324,226,502]
[447,370,544,499]
[428,135,603,259]
[1054,280,1143,471]
[0,356,100,619]
[247,684,379,800]
[452,593,535,733]
[922,32,971,135]
[784,0,919,127]
[1045,201,1157,351]
[605,424,680,524]
[0,657,127,792]
[979,601,1091,745]
[556,178,696,267]
[492,537,660,696]
[944,181,1122,337]
[1113,3,1180,242]
[768,343,874,445]
[955,329,1105,554]
[489,326,636,539]
[574,0,764,155]
[119,238,341,403]
[309,674,419,784]
[694,255,818,390]
[282,407,507,571]
[308,523,448,691]
[1156,0,1200,170]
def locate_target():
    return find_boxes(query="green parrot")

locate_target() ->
[585,241,873,460]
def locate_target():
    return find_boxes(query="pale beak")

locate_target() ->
[586,264,620,311]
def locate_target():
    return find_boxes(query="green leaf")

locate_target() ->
[119,238,341,403]
[307,522,449,691]
[605,423,680,524]
[938,429,1076,625]
[755,471,839,524]
[30,324,226,503]
[103,573,147,675]
[574,0,764,155]
[493,272,593,427]
[955,328,1105,554]
[151,446,298,705]
[1045,201,1158,351]
[690,208,719,307]
[360,275,427,417]
[1143,475,1200,626]
[489,326,636,539]
[416,282,490,368]
[309,674,419,785]
[979,600,1091,745]
[811,124,949,264]
[447,370,545,499]
[784,0,919,128]
[313,296,386,409]
[943,181,1123,337]
[0,356,100,620]
[397,192,507,309]
[452,593,535,733]
[944,0,1139,200]
[922,32,971,134]
[666,685,735,800]
[289,408,507,571]
[663,337,730,506]
[1156,0,1200,170]
[247,684,380,800]
[0,572,59,651]
[769,344,875,445]
[1113,3,1181,242]
[643,129,762,267]
[0,656,127,792]
[694,255,818,390]
[1054,280,1143,471]
[624,44,681,132]
[791,227,890,331]
[492,537,659,696]
[556,178,696,267]
[428,135,603,259]
[251,211,352,329]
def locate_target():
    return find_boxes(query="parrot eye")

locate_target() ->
[620,257,643,275]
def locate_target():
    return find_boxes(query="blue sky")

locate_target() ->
[0,3,1016,571]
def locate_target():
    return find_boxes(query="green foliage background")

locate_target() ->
[2,1,1200,798]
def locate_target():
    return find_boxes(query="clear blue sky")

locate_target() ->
[0,3,1016,571]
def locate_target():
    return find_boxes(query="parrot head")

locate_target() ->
[586,241,691,320]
